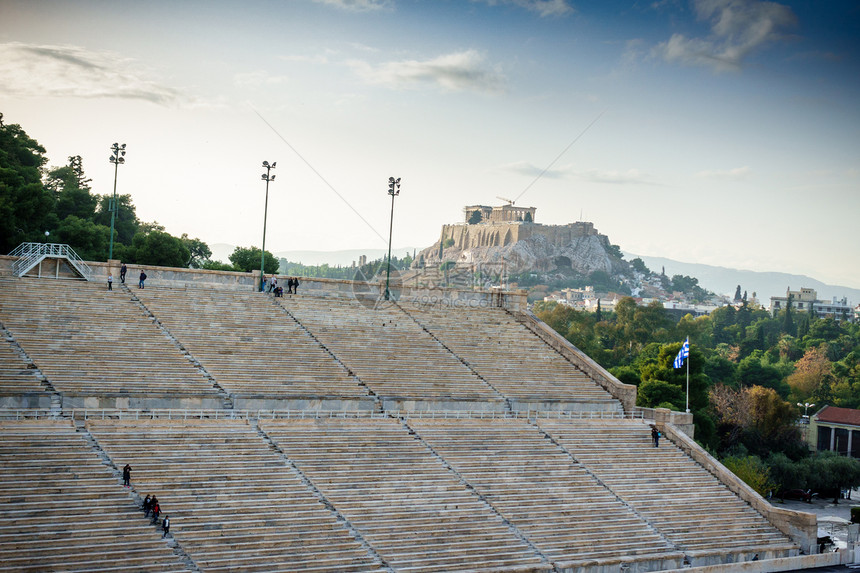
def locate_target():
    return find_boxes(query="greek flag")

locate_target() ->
[673,337,689,369]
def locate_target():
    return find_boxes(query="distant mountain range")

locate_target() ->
[210,243,858,306]
[628,253,860,305]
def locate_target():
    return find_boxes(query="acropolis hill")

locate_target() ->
[414,204,626,276]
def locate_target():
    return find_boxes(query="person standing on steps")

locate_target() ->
[122,463,132,487]
[108,273,113,291]
[143,494,152,517]
[651,426,660,448]
[162,515,170,538]
[293,277,299,295]
[120,263,127,284]
[138,270,147,289]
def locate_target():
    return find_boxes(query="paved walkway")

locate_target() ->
[775,489,858,548]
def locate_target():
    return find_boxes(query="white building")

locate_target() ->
[770,287,853,322]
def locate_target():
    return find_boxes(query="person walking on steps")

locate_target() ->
[139,271,147,289]
[151,499,161,525]
[651,426,660,448]
[143,495,152,517]
[120,263,127,284]
[162,515,170,538]
[122,464,132,487]
[108,274,113,291]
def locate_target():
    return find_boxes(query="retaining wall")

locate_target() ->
[513,310,637,415]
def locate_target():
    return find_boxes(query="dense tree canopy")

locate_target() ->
[229,246,279,274]
[0,115,212,270]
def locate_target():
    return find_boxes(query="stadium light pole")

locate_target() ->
[259,161,276,292]
[108,143,126,260]
[384,176,401,301]
[797,402,816,418]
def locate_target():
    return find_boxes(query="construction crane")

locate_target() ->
[496,196,515,205]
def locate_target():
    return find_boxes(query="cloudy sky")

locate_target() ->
[2,0,859,288]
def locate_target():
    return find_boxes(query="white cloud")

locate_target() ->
[694,166,752,178]
[280,54,330,64]
[313,0,392,11]
[477,0,574,17]
[349,50,505,93]
[233,71,291,88]
[0,42,190,105]
[653,0,797,71]
[500,161,569,179]
[574,168,657,184]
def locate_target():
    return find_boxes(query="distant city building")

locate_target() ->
[769,287,853,322]
[808,405,860,458]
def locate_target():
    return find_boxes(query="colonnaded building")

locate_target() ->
[0,243,847,572]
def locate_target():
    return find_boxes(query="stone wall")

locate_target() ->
[514,310,638,414]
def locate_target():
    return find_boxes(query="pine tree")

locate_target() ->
[783,294,795,336]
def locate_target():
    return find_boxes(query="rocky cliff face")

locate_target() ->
[414,221,626,277]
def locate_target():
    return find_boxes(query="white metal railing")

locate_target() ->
[0,408,644,421]
[9,243,93,281]
[0,409,56,420]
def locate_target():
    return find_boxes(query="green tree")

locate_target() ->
[93,193,140,246]
[723,455,777,497]
[468,210,482,224]
[0,117,54,252]
[56,215,111,261]
[671,274,699,293]
[126,230,190,268]
[201,260,236,271]
[783,294,795,336]
[638,342,709,412]
[180,234,212,268]
[637,379,685,410]
[737,351,787,396]
[46,156,97,221]
[229,246,278,274]
[803,452,860,504]
[766,452,805,495]
[630,258,649,274]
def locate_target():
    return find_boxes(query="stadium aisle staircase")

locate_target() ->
[0,419,190,572]
[539,419,801,562]
[261,417,551,573]
[407,417,684,569]
[0,278,217,400]
[134,287,370,403]
[279,297,505,406]
[86,418,384,573]
[403,304,622,411]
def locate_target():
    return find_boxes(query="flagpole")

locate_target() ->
[686,341,690,413]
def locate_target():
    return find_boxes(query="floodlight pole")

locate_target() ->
[259,161,276,292]
[108,143,126,260]
[384,176,401,301]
